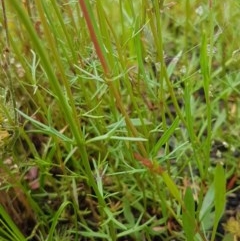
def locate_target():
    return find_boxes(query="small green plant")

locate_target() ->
[0,0,239,240]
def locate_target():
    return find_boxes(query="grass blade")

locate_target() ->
[182,187,196,241]
[0,205,26,241]
[211,164,226,241]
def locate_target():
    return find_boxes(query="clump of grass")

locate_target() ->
[0,0,240,240]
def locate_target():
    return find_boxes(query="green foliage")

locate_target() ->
[211,164,226,241]
[182,187,196,241]
[0,0,239,240]
[0,205,26,241]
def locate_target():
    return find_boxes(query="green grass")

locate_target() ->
[1,0,240,240]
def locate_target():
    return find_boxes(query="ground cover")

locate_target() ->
[1,0,240,240]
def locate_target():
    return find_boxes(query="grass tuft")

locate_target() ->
[0,0,240,240]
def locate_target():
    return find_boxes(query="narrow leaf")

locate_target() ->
[152,117,179,157]
[214,164,226,222]
[182,187,196,241]
[162,172,182,203]
[199,183,215,221]
[211,164,226,241]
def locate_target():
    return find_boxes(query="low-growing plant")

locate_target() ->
[1,0,240,240]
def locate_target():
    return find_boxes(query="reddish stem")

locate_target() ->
[134,153,164,175]
[78,0,109,75]
[227,174,238,191]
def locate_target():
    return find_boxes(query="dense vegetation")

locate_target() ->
[1,0,240,240]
